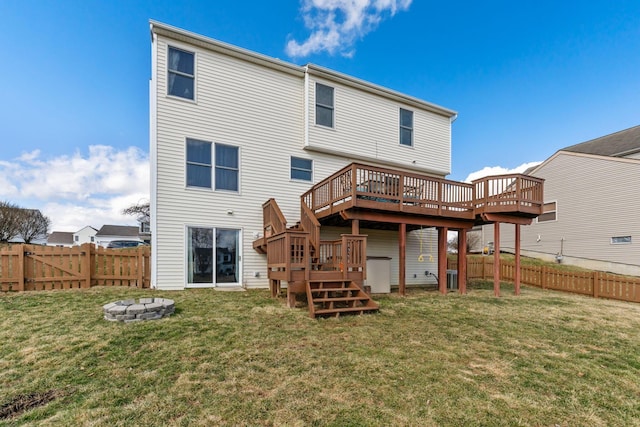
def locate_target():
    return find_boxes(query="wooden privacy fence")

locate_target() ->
[449,256,640,304]
[0,243,151,292]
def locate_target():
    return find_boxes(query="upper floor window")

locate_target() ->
[537,201,557,222]
[187,139,212,188]
[215,144,239,192]
[74,236,79,242]
[315,83,334,128]
[291,157,313,181]
[399,108,413,147]
[168,46,195,100]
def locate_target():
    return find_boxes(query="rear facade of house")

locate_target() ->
[149,21,458,290]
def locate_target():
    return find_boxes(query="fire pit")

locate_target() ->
[103,298,175,323]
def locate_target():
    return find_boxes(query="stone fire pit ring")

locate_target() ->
[103,298,175,323]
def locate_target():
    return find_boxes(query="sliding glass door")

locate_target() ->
[187,227,240,287]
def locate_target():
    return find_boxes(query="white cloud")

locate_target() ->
[463,161,542,183]
[286,0,412,57]
[0,146,149,232]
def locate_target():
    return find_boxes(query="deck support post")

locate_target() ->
[515,224,521,295]
[351,219,360,235]
[438,227,448,294]
[457,229,467,294]
[399,223,406,296]
[494,222,501,297]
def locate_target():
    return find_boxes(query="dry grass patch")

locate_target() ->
[1,284,640,426]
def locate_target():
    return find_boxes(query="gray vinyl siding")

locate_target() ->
[307,77,451,175]
[493,152,640,268]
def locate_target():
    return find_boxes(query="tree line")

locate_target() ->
[0,201,51,243]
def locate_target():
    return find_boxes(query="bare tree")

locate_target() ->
[122,201,150,224]
[16,209,51,243]
[448,232,481,254]
[0,201,22,242]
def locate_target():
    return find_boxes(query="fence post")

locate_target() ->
[137,246,144,288]
[541,266,546,290]
[17,244,25,292]
[82,243,92,288]
[593,271,599,299]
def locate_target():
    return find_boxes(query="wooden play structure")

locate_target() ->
[254,163,544,317]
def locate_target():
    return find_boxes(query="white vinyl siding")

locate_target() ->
[307,77,451,175]
[154,36,347,289]
[490,153,640,269]
[152,28,455,290]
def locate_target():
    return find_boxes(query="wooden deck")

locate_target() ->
[301,163,544,227]
[255,163,544,317]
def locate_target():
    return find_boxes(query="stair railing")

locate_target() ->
[262,198,288,238]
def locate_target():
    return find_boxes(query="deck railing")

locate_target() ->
[472,174,544,216]
[262,198,288,238]
[266,230,366,282]
[302,163,543,220]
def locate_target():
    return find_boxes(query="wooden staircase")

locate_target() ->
[255,198,378,318]
[307,279,379,318]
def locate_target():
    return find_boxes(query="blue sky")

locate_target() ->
[1,0,639,230]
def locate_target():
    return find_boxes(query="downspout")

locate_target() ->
[149,24,158,288]
[303,65,310,147]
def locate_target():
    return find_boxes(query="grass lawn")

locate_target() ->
[2,283,640,426]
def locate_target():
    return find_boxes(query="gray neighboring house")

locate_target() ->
[46,231,75,247]
[476,125,640,276]
[95,225,145,247]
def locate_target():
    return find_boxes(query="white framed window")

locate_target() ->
[168,46,195,100]
[400,108,413,147]
[291,157,313,182]
[315,83,334,128]
[537,201,557,222]
[186,140,239,192]
[611,236,632,245]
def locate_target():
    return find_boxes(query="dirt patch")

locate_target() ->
[0,388,71,420]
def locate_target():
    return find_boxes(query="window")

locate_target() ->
[90,236,95,242]
[291,157,313,181]
[315,83,334,127]
[168,46,195,100]
[537,201,557,222]
[74,236,79,242]
[399,108,413,147]
[215,144,239,191]
[611,236,632,244]
[186,139,212,188]
[186,140,239,191]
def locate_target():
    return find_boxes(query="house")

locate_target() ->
[95,225,144,248]
[149,21,543,309]
[46,231,75,247]
[475,125,640,276]
[73,226,98,245]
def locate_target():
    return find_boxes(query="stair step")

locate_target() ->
[314,306,379,315]
[310,287,358,293]
[313,296,369,303]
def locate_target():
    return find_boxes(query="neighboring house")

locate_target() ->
[95,225,144,248]
[73,226,98,245]
[476,125,640,276]
[149,21,541,292]
[47,231,74,247]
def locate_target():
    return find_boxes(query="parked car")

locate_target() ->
[107,240,149,249]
